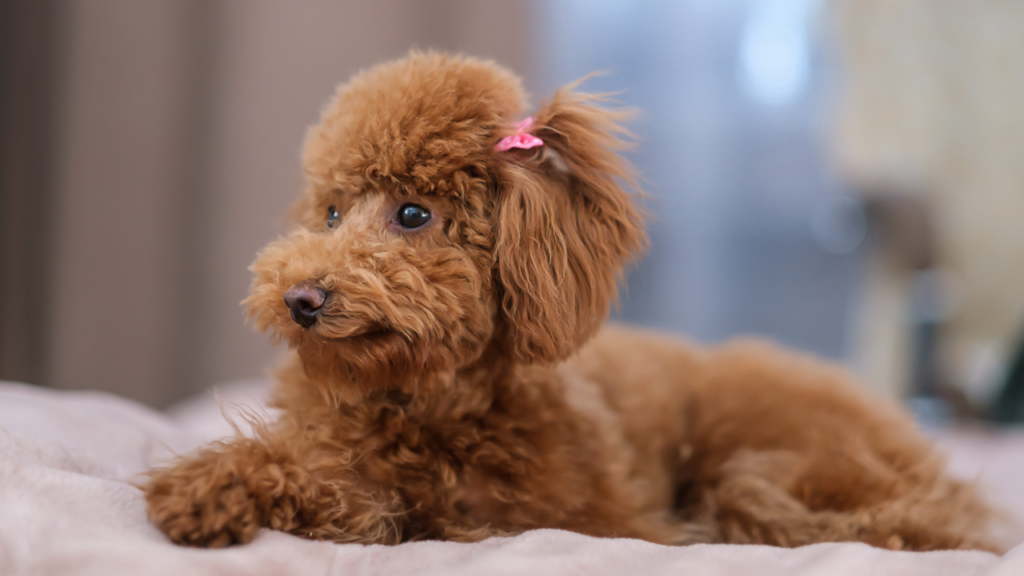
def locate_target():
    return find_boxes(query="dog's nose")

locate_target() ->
[283,283,328,328]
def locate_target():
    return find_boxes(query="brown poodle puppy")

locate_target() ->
[144,52,994,551]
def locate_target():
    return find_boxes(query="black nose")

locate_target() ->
[283,283,328,328]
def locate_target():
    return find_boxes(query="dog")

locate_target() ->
[144,52,994,551]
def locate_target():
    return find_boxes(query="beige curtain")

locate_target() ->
[39,0,533,407]
[831,0,1024,400]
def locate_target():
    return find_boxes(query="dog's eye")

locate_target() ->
[327,206,340,228]
[397,203,431,229]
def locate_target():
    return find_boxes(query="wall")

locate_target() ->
[44,0,533,407]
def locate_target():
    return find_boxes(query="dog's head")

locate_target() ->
[245,52,645,395]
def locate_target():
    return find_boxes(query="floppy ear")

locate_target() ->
[493,82,647,364]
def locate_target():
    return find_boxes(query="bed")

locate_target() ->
[2,380,1022,575]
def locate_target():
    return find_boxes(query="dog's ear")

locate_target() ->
[493,83,647,364]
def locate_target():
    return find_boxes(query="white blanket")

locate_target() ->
[1,381,1022,576]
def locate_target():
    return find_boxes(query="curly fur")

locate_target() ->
[144,52,996,552]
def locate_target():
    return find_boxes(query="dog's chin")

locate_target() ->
[292,319,413,381]
[312,316,392,342]
[291,317,486,398]
[270,312,397,354]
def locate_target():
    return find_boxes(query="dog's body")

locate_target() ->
[144,53,993,551]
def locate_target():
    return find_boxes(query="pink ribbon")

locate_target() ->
[495,117,544,152]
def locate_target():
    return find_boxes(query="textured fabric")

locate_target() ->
[1,380,1022,576]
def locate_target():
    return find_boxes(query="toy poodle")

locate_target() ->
[144,52,994,551]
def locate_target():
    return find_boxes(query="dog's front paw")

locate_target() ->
[144,460,264,547]
[143,442,315,547]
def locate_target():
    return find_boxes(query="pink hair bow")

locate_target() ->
[495,117,544,152]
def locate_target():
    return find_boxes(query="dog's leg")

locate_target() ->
[143,434,400,547]
[695,448,995,551]
[672,340,997,551]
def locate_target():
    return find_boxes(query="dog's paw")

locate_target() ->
[144,464,264,547]
[143,445,314,547]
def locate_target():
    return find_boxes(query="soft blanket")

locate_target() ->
[1,381,1022,576]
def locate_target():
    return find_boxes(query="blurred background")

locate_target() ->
[1,0,1022,422]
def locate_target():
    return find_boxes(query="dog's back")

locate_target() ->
[572,324,995,550]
